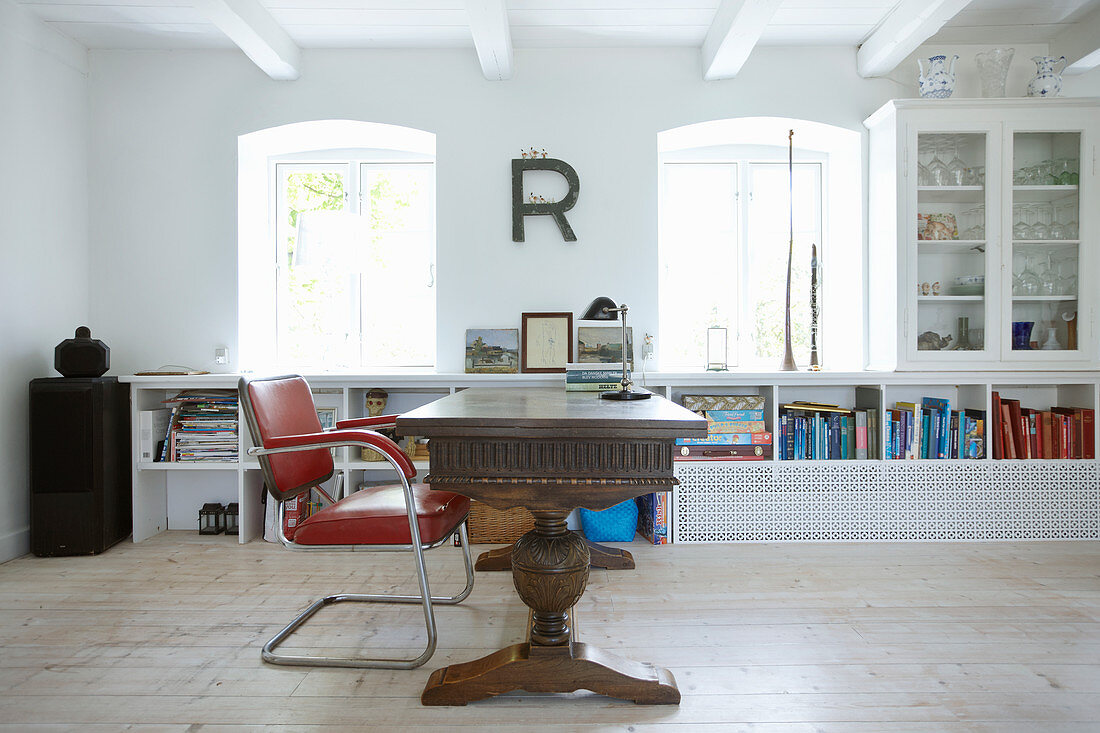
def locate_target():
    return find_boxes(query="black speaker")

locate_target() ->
[55,326,110,378]
[30,377,131,556]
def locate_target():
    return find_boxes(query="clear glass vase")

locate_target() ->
[975,48,1014,97]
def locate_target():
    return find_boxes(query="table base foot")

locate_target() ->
[420,641,679,706]
[474,533,635,572]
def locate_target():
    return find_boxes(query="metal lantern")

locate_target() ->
[707,327,728,371]
[224,502,239,535]
[199,502,225,535]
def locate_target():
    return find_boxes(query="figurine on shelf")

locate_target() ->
[360,388,393,462]
[917,331,953,351]
[921,282,931,296]
[931,281,941,296]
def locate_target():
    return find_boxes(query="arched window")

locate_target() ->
[239,121,436,371]
[657,118,862,370]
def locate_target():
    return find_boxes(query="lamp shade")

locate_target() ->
[581,296,619,320]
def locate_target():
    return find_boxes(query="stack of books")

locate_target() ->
[991,392,1094,459]
[160,390,239,462]
[780,401,876,460]
[565,363,626,392]
[885,398,984,460]
[676,395,771,459]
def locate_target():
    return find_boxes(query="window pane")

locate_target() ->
[746,163,822,366]
[359,164,435,367]
[659,164,738,369]
[276,165,354,367]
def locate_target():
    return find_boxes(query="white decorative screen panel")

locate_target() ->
[673,461,1100,543]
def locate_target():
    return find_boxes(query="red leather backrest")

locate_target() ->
[240,376,333,500]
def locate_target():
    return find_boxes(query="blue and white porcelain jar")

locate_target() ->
[918,55,959,99]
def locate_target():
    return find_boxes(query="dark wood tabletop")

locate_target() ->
[397,387,707,439]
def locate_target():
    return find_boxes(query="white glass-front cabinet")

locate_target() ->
[865,98,1098,370]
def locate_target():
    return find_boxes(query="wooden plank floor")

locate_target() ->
[1,534,1098,731]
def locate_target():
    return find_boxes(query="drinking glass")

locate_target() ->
[1050,205,1067,240]
[917,144,933,186]
[928,145,950,187]
[1055,256,1077,296]
[1015,252,1041,296]
[1037,254,1056,296]
[947,144,967,186]
[1041,160,1058,186]
[1032,203,1051,241]
[1012,204,1029,241]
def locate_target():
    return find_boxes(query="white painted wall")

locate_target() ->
[0,0,90,561]
[87,46,905,375]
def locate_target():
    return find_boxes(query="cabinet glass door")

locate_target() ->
[1008,131,1081,353]
[914,131,989,356]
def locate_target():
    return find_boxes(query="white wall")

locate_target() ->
[0,0,90,561]
[88,46,905,374]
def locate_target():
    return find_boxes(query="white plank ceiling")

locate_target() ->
[16,0,1099,51]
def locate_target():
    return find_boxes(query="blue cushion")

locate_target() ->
[579,499,638,542]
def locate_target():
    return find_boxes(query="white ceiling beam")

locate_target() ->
[464,0,513,81]
[1053,3,1100,75]
[191,0,300,80]
[856,0,975,78]
[701,0,782,81]
[0,0,87,75]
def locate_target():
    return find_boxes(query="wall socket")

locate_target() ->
[214,346,229,365]
[641,334,654,359]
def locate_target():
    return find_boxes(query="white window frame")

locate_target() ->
[658,151,826,369]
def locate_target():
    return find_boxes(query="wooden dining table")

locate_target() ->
[397,387,707,706]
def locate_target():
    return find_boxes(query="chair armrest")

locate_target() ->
[336,414,399,431]
[251,429,416,479]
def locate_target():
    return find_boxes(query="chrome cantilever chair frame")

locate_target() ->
[241,377,474,670]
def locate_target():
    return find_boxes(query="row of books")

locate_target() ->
[779,402,875,460]
[676,396,771,460]
[991,392,1094,460]
[884,399,985,460]
[565,363,627,392]
[156,390,239,462]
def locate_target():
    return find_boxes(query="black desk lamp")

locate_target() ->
[581,297,651,401]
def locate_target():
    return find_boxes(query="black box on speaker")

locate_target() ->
[30,377,131,556]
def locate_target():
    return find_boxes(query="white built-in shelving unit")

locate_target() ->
[123,370,1100,545]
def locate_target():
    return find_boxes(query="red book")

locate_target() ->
[1051,413,1064,459]
[1019,414,1031,459]
[991,391,1003,460]
[1083,409,1095,459]
[1002,399,1026,460]
[1001,404,1016,458]
[1053,407,1085,459]
[1041,411,1054,458]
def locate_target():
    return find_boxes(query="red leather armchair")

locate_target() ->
[239,375,474,669]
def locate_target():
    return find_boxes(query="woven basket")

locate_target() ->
[466,500,535,544]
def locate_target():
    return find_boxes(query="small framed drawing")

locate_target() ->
[465,329,520,373]
[577,325,633,368]
[521,312,573,373]
[315,407,337,430]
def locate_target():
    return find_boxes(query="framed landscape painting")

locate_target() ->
[521,312,573,373]
[465,329,520,373]
[577,325,633,368]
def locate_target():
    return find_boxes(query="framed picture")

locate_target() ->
[521,312,573,373]
[465,329,520,373]
[577,325,633,368]
[315,407,337,430]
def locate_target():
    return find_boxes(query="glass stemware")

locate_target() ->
[928,145,950,187]
[917,146,932,186]
[1055,256,1077,296]
[1037,254,1056,296]
[1015,251,1041,296]
[1032,203,1051,241]
[1050,204,1067,240]
[1012,204,1029,241]
[947,144,967,186]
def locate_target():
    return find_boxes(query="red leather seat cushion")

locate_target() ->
[293,484,470,546]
